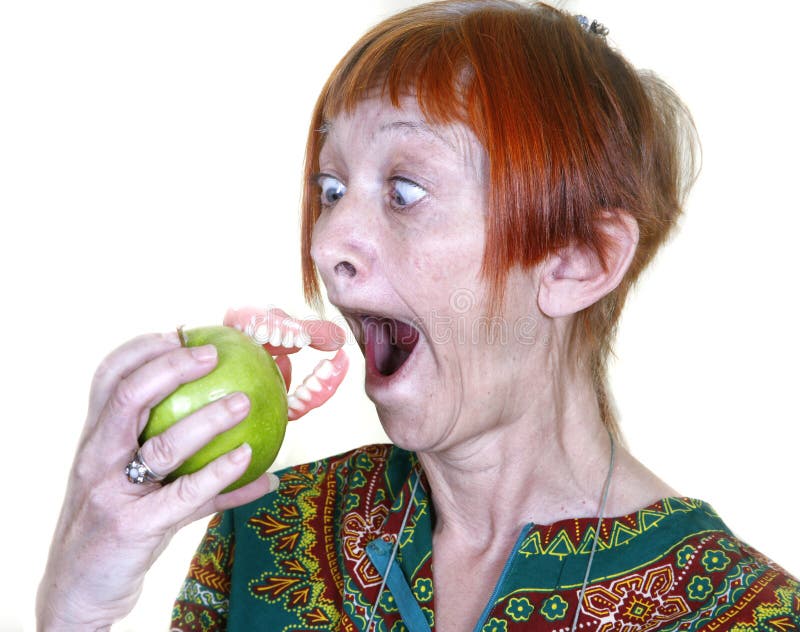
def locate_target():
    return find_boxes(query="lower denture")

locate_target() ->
[287,348,349,420]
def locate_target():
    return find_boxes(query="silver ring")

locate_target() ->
[125,449,165,484]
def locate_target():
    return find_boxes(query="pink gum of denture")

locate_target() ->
[284,349,349,421]
[224,307,349,421]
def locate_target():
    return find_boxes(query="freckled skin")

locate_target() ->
[310,96,548,455]
[307,97,676,632]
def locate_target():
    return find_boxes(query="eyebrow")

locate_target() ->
[319,118,456,152]
[377,120,457,151]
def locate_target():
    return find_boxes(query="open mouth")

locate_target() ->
[361,315,420,377]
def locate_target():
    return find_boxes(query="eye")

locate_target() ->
[389,177,427,209]
[317,174,346,207]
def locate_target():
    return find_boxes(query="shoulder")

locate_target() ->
[580,500,800,630]
[505,499,799,631]
[674,529,799,629]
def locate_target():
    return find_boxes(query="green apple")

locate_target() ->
[140,325,288,492]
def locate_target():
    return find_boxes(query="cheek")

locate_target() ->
[308,215,327,265]
[400,230,484,285]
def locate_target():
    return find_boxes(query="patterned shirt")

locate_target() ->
[172,444,799,631]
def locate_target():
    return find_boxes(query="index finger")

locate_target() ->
[88,332,181,422]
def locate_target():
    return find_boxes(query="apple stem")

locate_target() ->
[176,325,187,348]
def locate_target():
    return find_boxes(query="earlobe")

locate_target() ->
[537,210,639,318]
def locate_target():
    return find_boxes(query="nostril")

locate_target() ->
[334,261,357,278]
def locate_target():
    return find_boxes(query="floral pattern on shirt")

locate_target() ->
[172,444,800,631]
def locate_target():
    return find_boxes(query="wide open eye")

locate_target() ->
[390,177,427,209]
[317,174,346,207]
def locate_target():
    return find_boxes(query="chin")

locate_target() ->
[374,404,457,456]
[338,307,459,452]
[374,407,420,448]
[374,407,430,452]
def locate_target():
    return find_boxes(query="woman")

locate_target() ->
[37,1,799,630]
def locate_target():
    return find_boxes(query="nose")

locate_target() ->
[310,197,377,295]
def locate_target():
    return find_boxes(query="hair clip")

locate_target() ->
[575,15,609,38]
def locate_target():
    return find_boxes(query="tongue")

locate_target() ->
[364,317,419,376]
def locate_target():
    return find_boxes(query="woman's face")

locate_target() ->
[311,96,546,453]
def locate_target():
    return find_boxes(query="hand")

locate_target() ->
[36,332,272,630]
[37,310,347,630]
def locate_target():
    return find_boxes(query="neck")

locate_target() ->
[416,369,675,547]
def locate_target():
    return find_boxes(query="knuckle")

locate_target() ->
[172,473,201,507]
[137,332,165,344]
[219,395,247,422]
[165,349,185,371]
[92,356,118,385]
[144,434,178,473]
[72,454,98,486]
[93,333,161,382]
[111,377,139,411]
[165,348,193,379]
[207,402,229,430]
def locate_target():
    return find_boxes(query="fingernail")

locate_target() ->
[230,442,251,464]
[225,392,249,413]
[192,344,217,362]
[266,472,280,493]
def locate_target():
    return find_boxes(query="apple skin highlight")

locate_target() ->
[141,326,288,492]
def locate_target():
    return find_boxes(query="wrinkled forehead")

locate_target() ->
[318,96,486,174]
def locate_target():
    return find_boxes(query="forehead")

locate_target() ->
[319,96,483,167]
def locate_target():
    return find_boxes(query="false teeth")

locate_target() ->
[243,310,312,349]
[314,359,335,380]
[252,323,271,344]
[295,385,313,402]
[285,347,349,422]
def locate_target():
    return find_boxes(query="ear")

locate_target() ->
[538,210,639,318]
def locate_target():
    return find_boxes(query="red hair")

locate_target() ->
[300,0,699,436]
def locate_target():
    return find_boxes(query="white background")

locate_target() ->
[1,1,798,630]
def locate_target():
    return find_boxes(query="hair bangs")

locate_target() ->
[320,18,471,129]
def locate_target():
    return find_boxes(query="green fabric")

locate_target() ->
[172,444,800,631]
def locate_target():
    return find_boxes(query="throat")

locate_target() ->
[432,534,518,632]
